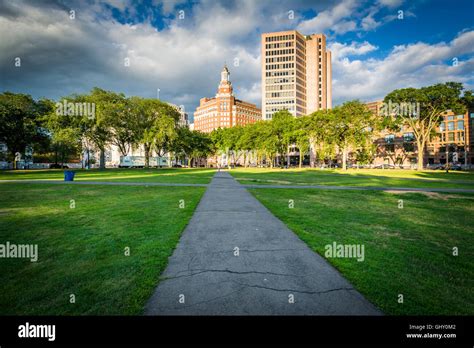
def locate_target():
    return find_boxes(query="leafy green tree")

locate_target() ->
[306,110,336,167]
[272,110,295,167]
[107,95,136,157]
[331,101,378,170]
[69,88,119,169]
[0,92,51,166]
[293,117,310,168]
[384,82,466,170]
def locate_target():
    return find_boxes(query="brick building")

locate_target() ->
[193,66,261,133]
[368,100,474,167]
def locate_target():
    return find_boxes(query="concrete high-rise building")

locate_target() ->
[261,30,332,119]
[194,65,261,133]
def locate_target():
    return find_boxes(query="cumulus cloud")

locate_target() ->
[0,0,472,121]
[331,30,474,103]
[297,0,358,34]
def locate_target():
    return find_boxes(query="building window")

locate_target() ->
[439,122,445,131]
[457,120,464,130]
[448,132,454,142]
[385,134,395,144]
[448,121,454,131]
[403,132,414,142]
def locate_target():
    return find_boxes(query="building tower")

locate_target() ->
[193,65,261,133]
[261,30,332,119]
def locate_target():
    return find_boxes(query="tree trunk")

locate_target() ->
[287,144,290,168]
[299,151,303,168]
[310,141,317,168]
[342,144,348,170]
[417,140,424,170]
[144,144,150,168]
[99,148,106,170]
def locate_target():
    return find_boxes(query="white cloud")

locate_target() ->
[297,0,358,34]
[331,30,474,104]
[329,41,378,60]
[0,0,472,120]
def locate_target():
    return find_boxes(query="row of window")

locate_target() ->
[265,99,295,106]
[266,91,294,98]
[265,56,293,63]
[444,114,464,120]
[439,120,464,131]
[266,63,295,70]
[265,70,295,77]
[265,42,293,49]
[265,34,295,42]
[265,77,295,84]
[441,132,465,142]
[385,133,415,143]
[265,48,294,56]
[265,84,294,91]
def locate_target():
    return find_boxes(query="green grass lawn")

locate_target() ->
[0,183,205,315]
[230,168,474,190]
[0,168,215,184]
[248,187,474,315]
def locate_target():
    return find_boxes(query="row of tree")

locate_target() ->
[210,101,378,170]
[209,82,473,170]
[1,82,473,170]
[0,88,213,168]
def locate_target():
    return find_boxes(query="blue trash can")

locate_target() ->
[64,171,75,181]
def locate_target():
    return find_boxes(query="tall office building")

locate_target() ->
[261,30,332,119]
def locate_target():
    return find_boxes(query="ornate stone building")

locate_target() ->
[193,66,261,133]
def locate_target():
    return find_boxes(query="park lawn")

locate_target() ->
[248,188,474,315]
[0,168,216,184]
[0,183,205,315]
[230,168,474,190]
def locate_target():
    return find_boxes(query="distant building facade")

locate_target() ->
[368,100,474,167]
[261,30,332,119]
[193,66,261,133]
[168,103,189,127]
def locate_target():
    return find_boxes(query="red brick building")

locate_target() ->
[193,66,261,133]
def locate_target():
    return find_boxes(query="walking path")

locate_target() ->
[145,171,382,315]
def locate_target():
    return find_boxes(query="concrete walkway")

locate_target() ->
[145,171,382,315]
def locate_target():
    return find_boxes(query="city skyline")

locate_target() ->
[1,0,473,123]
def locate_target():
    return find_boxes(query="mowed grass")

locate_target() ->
[248,188,474,315]
[230,168,474,190]
[0,183,205,315]
[0,168,215,184]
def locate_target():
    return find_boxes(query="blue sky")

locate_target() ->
[1,0,473,122]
